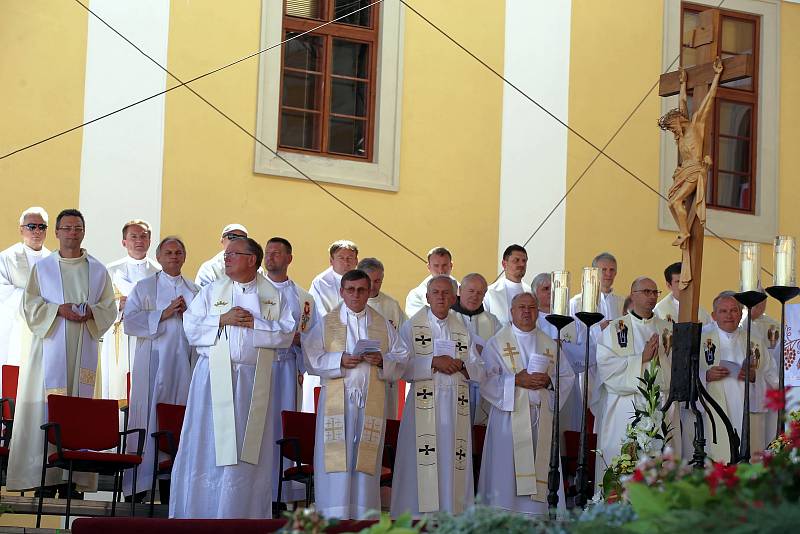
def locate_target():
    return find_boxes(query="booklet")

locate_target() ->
[433,339,456,358]
[527,354,550,374]
[719,359,741,376]
[352,339,381,356]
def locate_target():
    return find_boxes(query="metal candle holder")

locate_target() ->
[764,285,800,437]
[733,290,767,463]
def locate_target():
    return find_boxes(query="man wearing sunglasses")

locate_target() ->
[195,223,249,287]
[0,207,51,390]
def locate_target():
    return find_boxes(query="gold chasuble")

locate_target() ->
[495,325,556,501]
[208,276,280,466]
[410,309,471,513]
[322,304,390,475]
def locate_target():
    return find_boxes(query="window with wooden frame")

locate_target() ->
[681,3,759,214]
[279,0,379,161]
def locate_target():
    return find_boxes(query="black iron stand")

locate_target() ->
[765,285,800,438]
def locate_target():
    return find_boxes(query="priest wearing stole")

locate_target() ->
[701,291,778,463]
[0,207,50,383]
[391,275,482,518]
[304,269,408,519]
[7,209,117,494]
[194,223,249,287]
[100,219,160,401]
[169,237,295,519]
[122,237,199,501]
[483,244,530,325]
[477,292,575,514]
[404,247,455,318]
[309,240,359,315]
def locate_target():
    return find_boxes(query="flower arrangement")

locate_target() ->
[280,505,334,534]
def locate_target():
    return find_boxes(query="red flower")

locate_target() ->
[705,462,739,495]
[788,420,800,448]
[765,387,791,412]
[632,469,644,483]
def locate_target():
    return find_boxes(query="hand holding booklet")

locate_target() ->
[719,359,741,376]
[527,354,550,374]
[352,339,381,356]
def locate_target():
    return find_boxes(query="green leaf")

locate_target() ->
[626,482,670,519]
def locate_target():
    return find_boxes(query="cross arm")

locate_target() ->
[658,55,753,97]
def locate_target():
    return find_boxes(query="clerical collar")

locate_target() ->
[719,327,739,340]
[630,310,654,321]
[505,277,523,287]
[428,308,449,325]
[512,324,536,337]
[452,297,484,316]
[127,256,149,266]
[23,244,44,255]
[233,277,258,292]
[345,306,367,319]
[269,277,292,289]
[162,271,182,283]
[58,249,87,262]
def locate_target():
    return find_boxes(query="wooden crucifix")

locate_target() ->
[657,8,754,323]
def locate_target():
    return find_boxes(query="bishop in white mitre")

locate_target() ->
[595,277,681,483]
[305,270,408,519]
[483,245,530,325]
[404,247,455,318]
[262,237,317,504]
[391,276,482,518]
[194,223,249,287]
[701,291,778,463]
[122,237,199,499]
[477,292,575,515]
[169,238,295,519]
[0,207,50,387]
[100,220,160,402]
[7,209,117,492]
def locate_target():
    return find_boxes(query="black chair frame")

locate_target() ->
[148,428,178,517]
[275,436,314,507]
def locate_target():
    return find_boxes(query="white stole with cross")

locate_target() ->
[409,308,471,513]
[207,276,280,466]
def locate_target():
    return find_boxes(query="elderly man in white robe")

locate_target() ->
[121,236,199,502]
[391,275,482,518]
[194,223,249,287]
[305,269,408,519]
[359,257,407,419]
[595,277,680,483]
[100,219,160,402]
[169,237,295,519]
[262,237,316,505]
[452,273,500,425]
[7,209,117,495]
[701,291,778,463]
[477,292,575,515]
[483,244,530,325]
[405,247,455,318]
[0,207,50,385]
[654,262,712,325]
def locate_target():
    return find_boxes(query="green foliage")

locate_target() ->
[358,512,424,534]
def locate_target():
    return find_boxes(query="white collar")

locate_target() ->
[345,306,367,319]
[512,324,536,337]
[504,277,523,288]
[719,327,739,340]
[22,243,44,256]
[428,308,449,325]
[268,276,292,289]
[127,256,149,266]
[162,271,182,284]
[233,277,258,293]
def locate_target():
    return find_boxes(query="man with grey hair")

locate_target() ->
[310,240,359,315]
[405,246,456,318]
[568,252,624,329]
[484,244,530,325]
[0,207,51,382]
[701,290,778,463]
[195,223,249,287]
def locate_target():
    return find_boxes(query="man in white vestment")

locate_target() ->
[262,237,317,504]
[701,291,778,463]
[391,276,482,518]
[7,209,117,494]
[359,257,407,419]
[170,237,295,519]
[477,292,575,514]
[194,223,249,287]
[100,219,160,401]
[595,277,680,483]
[305,269,409,519]
[122,237,199,501]
[654,262,712,325]
[309,240,359,315]
[404,247,456,318]
[483,244,530,325]
[451,273,500,425]
[568,252,624,329]
[0,207,50,387]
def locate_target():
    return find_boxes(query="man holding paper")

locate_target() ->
[391,275,482,517]
[304,269,408,519]
[476,292,575,514]
[169,237,295,519]
[701,291,778,462]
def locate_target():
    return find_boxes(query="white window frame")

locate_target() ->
[658,0,780,243]
[254,0,404,191]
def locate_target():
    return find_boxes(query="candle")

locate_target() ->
[773,236,796,287]
[550,271,570,316]
[581,267,600,313]
[739,242,760,292]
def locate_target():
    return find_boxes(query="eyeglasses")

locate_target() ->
[223,252,254,259]
[57,226,85,233]
[633,289,662,297]
[21,223,48,231]
[223,233,246,240]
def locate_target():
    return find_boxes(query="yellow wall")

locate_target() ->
[160,0,505,299]
[0,1,88,252]
[565,0,799,316]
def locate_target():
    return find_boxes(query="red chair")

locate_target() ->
[149,403,186,517]
[276,410,316,506]
[1,365,20,501]
[36,395,145,528]
[313,386,321,413]
[380,418,401,487]
[563,410,598,498]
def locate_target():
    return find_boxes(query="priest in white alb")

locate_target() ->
[7,209,117,494]
[0,207,50,386]
[304,269,408,519]
[477,292,575,515]
[309,240,358,314]
[569,252,624,331]
[100,219,160,402]
[391,275,481,518]
[701,291,778,463]
[194,223,249,287]
[483,244,530,325]
[404,247,455,318]
[654,262,712,325]
[122,237,199,501]
[169,237,295,519]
